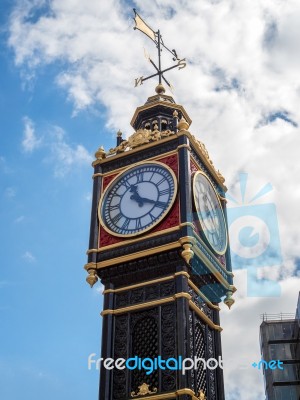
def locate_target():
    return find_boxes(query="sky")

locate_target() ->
[1,0,300,399]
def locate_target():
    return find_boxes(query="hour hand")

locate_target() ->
[129,185,144,207]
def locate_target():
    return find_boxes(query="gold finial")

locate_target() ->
[86,269,98,288]
[95,146,106,160]
[177,116,190,131]
[155,83,165,94]
[117,129,122,137]
[173,109,178,117]
[224,287,235,309]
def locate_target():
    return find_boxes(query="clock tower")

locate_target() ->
[84,83,236,400]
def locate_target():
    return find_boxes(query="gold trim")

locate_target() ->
[127,388,200,400]
[93,135,177,166]
[92,172,104,178]
[191,227,233,276]
[218,195,227,203]
[92,146,180,176]
[101,293,186,316]
[187,279,220,311]
[87,222,194,254]
[98,160,178,238]
[192,171,228,255]
[96,241,181,269]
[193,246,231,290]
[84,262,97,271]
[190,153,226,191]
[189,300,222,331]
[177,143,191,151]
[101,291,221,331]
[95,226,180,253]
[103,271,190,294]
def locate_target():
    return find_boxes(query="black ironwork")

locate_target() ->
[133,9,186,89]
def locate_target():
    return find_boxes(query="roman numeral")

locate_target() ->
[136,172,144,183]
[149,213,156,222]
[155,201,168,209]
[111,213,122,225]
[157,177,165,186]
[121,218,130,230]
[109,204,119,212]
[136,218,142,229]
[123,180,131,189]
[159,188,169,196]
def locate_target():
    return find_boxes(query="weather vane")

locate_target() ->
[133,9,186,90]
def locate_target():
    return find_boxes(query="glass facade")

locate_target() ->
[260,294,300,400]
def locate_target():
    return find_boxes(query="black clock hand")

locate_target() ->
[130,185,157,207]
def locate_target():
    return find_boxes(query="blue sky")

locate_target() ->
[1,1,300,399]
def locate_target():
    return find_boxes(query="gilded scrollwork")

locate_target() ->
[106,128,175,156]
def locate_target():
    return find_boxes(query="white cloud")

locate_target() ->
[8,1,300,397]
[47,125,93,177]
[20,118,92,177]
[22,116,42,152]
[22,251,36,263]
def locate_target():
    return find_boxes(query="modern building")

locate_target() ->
[260,293,300,400]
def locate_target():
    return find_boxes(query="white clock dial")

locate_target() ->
[99,162,177,237]
[193,172,227,255]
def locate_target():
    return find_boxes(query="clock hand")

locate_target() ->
[129,185,157,207]
[129,185,144,207]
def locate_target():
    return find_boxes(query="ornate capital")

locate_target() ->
[131,383,157,397]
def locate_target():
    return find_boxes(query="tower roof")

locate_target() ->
[130,84,192,131]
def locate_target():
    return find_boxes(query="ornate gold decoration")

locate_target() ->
[86,269,98,288]
[181,243,194,264]
[105,127,175,157]
[155,83,165,94]
[196,390,206,400]
[179,236,195,264]
[117,129,122,137]
[190,136,225,183]
[131,383,157,397]
[177,116,190,131]
[95,146,106,160]
[224,286,235,309]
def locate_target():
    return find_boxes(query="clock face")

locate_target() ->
[99,162,177,237]
[193,172,227,255]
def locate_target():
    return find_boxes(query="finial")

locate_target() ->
[86,269,98,288]
[177,116,190,131]
[95,146,106,160]
[173,110,178,117]
[116,129,123,145]
[155,84,166,94]
[224,288,235,309]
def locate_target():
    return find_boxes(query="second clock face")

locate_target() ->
[99,162,177,237]
[193,171,227,255]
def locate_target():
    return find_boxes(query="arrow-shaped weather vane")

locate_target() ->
[133,9,186,90]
